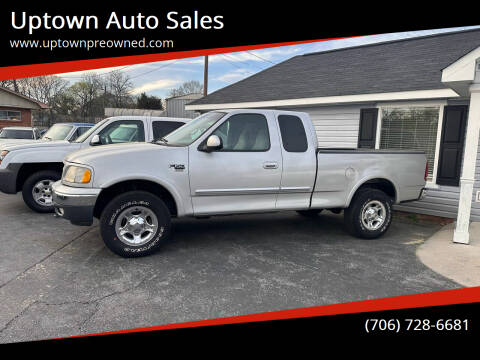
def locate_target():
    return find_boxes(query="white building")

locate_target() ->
[186,29,480,244]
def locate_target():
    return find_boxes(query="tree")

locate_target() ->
[136,92,163,110]
[107,70,134,108]
[69,74,105,120]
[167,80,203,98]
[16,75,68,111]
[0,80,15,90]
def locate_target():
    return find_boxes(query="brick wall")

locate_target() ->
[0,107,32,130]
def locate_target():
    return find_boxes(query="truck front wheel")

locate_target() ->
[22,170,61,213]
[100,191,172,258]
[344,188,392,239]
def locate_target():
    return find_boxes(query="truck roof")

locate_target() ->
[1,126,34,130]
[53,122,95,127]
[105,116,188,123]
[212,109,309,117]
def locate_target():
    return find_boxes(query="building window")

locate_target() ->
[379,106,440,180]
[0,110,22,121]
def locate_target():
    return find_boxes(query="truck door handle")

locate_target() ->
[263,162,278,169]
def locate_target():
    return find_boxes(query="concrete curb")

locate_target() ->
[417,222,480,287]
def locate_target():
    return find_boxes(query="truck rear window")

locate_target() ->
[277,115,308,152]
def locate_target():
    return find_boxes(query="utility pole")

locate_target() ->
[203,55,208,97]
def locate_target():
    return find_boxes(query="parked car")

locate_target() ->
[51,109,427,258]
[0,116,188,213]
[41,123,95,142]
[0,126,41,142]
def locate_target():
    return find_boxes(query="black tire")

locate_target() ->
[344,188,393,239]
[22,170,61,213]
[296,209,323,217]
[100,191,171,258]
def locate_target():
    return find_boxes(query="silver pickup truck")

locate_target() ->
[52,109,427,258]
[0,116,187,213]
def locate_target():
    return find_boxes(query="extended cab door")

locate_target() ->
[188,111,283,215]
[275,113,317,209]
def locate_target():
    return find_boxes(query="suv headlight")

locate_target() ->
[0,150,9,165]
[63,165,92,184]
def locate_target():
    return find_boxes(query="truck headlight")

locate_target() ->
[0,150,9,165]
[63,165,92,184]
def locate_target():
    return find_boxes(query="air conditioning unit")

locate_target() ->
[476,191,480,203]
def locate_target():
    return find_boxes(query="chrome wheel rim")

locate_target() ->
[115,206,159,246]
[32,180,54,207]
[361,200,386,231]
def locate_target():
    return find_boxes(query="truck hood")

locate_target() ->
[65,142,173,166]
[0,139,38,146]
[0,140,71,151]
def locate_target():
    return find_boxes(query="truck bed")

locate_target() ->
[312,148,427,208]
[317,148,425,154]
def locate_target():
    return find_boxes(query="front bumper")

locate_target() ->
[52,181,101,226]
[0,163,21,194]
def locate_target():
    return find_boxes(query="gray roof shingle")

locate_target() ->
[191,29,480,106]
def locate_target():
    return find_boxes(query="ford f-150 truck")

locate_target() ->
[0,116,188,212]
[52,109,427,258]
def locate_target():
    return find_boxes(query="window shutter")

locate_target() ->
[436,105,468,186]
[358,109,378,148]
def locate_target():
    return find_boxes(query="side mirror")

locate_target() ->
[90,134,101,146]
[205,135,223,152]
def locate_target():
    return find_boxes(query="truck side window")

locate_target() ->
[277,115,308,152]
[98,120,145,145]
[152,121,184,140]
[212,113,270,151]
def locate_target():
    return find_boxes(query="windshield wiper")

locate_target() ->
[43,136,52,141]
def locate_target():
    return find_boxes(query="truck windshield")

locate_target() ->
[74,119,108,143]
[41,124,73,141]
[161,112,226,146]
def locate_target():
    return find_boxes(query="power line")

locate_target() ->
[245,51,277,65]
[59,60,181,82]
[220,55,256,74]
[59,65,132,80]
[222,53,267,71]
[129,60,182,80]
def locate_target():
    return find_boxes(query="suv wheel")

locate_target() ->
[344,188,393,239]
[100,191,171,258]
[22,170,61,213]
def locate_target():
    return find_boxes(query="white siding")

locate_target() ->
[286,105,363,148]
[470,139,480,221]
[396,136,480,221]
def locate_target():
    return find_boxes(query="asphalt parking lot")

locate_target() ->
[0,192,460,343]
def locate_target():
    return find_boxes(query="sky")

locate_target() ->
[58,25,480,99]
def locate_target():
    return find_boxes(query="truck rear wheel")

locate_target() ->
[344,188,392,239]
[100,191,171,258]
[22,170,61,213]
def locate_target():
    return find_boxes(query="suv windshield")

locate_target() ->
[74,119,108,143]
[0,129,33,139]
[162,112,226,146]
[41,124,73,141]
